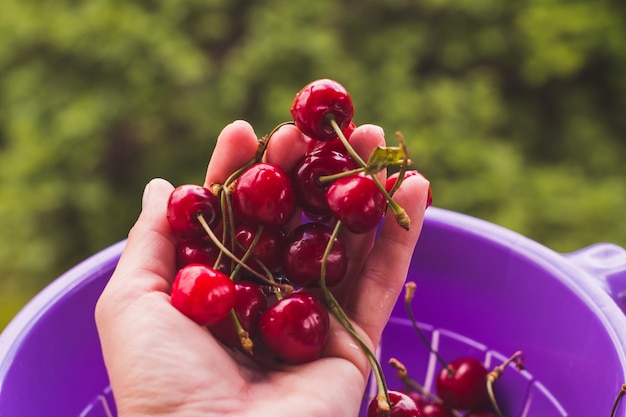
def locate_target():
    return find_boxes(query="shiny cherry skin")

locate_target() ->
[367,390,423,417]
[258,292,329,364]
[290,78,354,142]
[170,264,236,326]
[233,222,286,274]
[167,184,221,239]
[282,222,348,287]
[418,401,455,417]
[208,280,267,348]
[326,173,386,234]
[175,237,229,273]
[305,121,356,155]
[435,357,490,411]
[292,149,357,218]
[231,162,296,227]
[386,170,432,208]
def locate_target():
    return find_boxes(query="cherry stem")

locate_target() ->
[196,213,293,294]
[386,132,410,197]
[610,384,626,417]
[319,220,391,412]
[404,282,453,376]
[318,167,366,184]
[329,118,410,231]
[388,358,441,404]
[486,351,524,417]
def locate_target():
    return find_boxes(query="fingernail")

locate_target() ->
[142,179,154,208]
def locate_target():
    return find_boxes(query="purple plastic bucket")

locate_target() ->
[1,208,626,417]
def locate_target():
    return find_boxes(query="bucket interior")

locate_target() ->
[1,209,625,417]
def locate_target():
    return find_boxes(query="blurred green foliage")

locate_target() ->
[1,0,625,330]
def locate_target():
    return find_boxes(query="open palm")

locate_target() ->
[95,120,430,417]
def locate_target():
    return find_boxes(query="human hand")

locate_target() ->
[95,120,431,417]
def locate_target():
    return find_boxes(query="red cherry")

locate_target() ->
[418,402,455,417]
[282,222,348,287]
[290,79,354,141]
[208,280,267,348]
[304,121,356,155]
[435,357,490,411]
[291,149,357,218]
[233,223,286,274]
[175,238,228,272]
[231,162,296,227]
[326,173,386,234]
[386,170,432,208]
[167,184,221,239]
[170,264,236,326]
[367,391,423,417]
[258,292,329,364]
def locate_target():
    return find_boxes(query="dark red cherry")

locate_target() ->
[386,170,432,208]
[175,238,228,272]
[167,184,221,239]
[292,149,357,218]
[367,390,423,417]
[326,173,386,234]
[233,223,286,274]
[418,402,455,417]
[435,357,490,411]
[208,280,267,348]
[304,121,356,155]
[170,264,236,326]
[282,222,348,287]
[231,162,296,227]
[290,79,354,142]
[258,292,329,364]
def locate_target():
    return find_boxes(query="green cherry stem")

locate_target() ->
[404,282,454,376]
[196,213,293,294]
[486,350,524,417]
[319,220,391,413]
[329,118,410,231]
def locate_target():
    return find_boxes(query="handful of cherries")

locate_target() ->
[165,79,428,416]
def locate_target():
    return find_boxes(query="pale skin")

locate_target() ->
[95,120,431,417]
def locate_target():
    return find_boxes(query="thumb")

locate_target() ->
[96,178,176,322]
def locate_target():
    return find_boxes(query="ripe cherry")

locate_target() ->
[367,390,423,417]
[175,237,228,273]
[231,162,296,227]
[305,121,356,155]
[326,173,386,234]
[282,222,348,287]
[435,357,490,411]
[418,402,455,417]
[290,79,354,142]
[167,184,221,239]
[208,280,267,348]
[170,264,236,326]
[291,149,357,218]
[258,292,329,364]
[386,170,432,208]
[233,223,286,274]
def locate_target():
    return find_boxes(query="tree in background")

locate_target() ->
[1,0,625,328]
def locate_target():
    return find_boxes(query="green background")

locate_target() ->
[1,0,625,330]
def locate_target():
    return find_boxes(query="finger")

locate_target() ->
[344,174,430,346]
[263,123,307,174]
[204,120,260,187]
[96,178,176,321]
[330,124,386,303]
